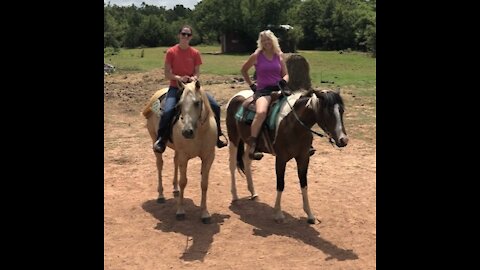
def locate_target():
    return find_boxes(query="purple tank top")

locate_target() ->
[255,52,282,90]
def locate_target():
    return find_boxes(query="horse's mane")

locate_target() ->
[302,89,344,111]
[319,90,344,110]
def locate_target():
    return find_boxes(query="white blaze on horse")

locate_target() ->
[142,80,217,223]
[225,54,348,224]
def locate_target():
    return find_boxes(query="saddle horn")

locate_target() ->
[277,79,292,96]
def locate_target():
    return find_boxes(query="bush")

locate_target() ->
[104,47,120,57]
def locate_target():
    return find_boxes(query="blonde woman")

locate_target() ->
[240,30,289,160]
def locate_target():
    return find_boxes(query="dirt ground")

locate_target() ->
[104,69,376,269]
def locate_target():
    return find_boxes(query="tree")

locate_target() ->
[103,0,375,53]
[291,0,325,49]
[104,10,120,48]
[139,16,165,47]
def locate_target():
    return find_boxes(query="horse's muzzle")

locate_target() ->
[336,136,348,147]
[182,129,194,139]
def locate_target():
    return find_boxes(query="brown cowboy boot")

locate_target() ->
[247,136,264,160]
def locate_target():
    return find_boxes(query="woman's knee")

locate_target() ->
[255,102,269,115]
[255,110,267,120]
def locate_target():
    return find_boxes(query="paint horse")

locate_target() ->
[225,87,348,224]
[142,80,217,223]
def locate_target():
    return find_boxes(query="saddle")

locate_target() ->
[235,94,278,125]
[234,85,289,130]
[233,90,288,156]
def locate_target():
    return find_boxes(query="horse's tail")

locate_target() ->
[236,140,246,176]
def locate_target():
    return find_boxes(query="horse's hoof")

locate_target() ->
[201,217,211,224]
[274,218,285,224]
[307,218,316,224]
[274,215,285,223]
[156,197,166,204]
[173,190,180,197]
[176,213,185,220]
[250,194,259,200]
[249,152,264,160]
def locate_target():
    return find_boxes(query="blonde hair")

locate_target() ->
[255,30,282,55]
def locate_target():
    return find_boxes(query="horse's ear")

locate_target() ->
[177,79,185,90]
[195,80,201,90]
[335,87,341,94]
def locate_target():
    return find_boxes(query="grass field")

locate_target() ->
[104,46,375,88]
[104,45,376,143]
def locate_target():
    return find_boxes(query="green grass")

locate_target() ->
[105,45,376,144]
[105,46,375,90]
[300,50,376,89]
[104,47,166,72]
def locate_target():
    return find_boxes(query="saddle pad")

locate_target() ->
[151,99,162,117]
[266,98,284,130]
[147,88,169,118]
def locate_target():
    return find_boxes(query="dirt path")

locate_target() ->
[104,69,376,269]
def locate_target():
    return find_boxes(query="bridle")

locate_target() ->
[283,92,336,147]
[177,88,208,127]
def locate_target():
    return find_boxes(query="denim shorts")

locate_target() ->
[254,85,280,99]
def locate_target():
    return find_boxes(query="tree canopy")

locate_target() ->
[104,0,375,56]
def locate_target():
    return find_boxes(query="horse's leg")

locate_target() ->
[295,155,316,224]
[229,142,239,201]
[155,152,165,203]
[172,151,179,197]
[200,154,214,224]
[242,148,258,200]
[274,157,287,223]
[176,158,188,220]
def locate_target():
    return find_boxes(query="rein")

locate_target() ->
[199,96,209,125]
[284,96,324,137]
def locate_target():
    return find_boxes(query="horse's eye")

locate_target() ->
[193,101,200,107]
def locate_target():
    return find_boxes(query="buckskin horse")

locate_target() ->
[225,55,348,224]
[142,80,217,223]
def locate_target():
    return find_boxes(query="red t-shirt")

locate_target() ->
[165,44,202,87]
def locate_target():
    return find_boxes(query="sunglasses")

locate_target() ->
[180,32,192,37]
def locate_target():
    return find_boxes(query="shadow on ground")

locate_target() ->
[229,198,358,261]
[142,198,230,261]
